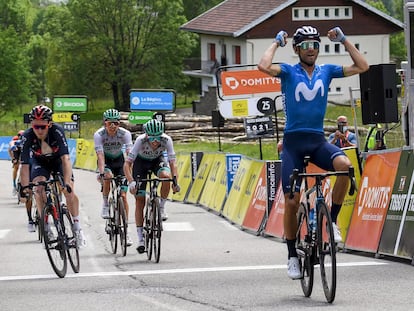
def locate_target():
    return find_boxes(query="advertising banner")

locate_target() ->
[198,153,228,213]
[222,157,264,225]
[225,154,241,194]
[129,89,175,112]
[345,150,401,253]
[0,136,12,160]
[378,149,414,258]
[221,70,281,96]
[242,164,268,233]
[53,96,87,112]
[170,153,192,202]
[186,153,214,204]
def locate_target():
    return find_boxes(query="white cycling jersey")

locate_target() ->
[127,133,176,162]
[94,127,133,159]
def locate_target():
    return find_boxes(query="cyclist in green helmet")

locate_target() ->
[94,108,133,246]
[124,118,180,254]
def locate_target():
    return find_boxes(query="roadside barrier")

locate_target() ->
[2,135,413,263]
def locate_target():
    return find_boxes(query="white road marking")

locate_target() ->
[0,229,11,239]
[163,222,194,231]
[0,261,387,281]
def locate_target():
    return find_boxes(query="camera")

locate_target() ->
[338,123,344,133]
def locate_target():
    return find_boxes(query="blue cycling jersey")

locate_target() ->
[279,63,344,134]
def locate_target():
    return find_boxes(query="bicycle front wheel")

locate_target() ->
[152,198,162,263]
[42,204,67,278]
[144,203,153,261]
[108,198,117,254]
[118,198,128,257]
[296,202,314,297]
[317,201,337,303]
[62,206,80,273]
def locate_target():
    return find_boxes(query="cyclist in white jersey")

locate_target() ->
[258,26,368,279]
[94,109,133,245]
[124,119,180,254]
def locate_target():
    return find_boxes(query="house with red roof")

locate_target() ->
[180,0,403,115]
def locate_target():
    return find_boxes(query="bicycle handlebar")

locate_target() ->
[23,173,72,194]
[289,166,357,199]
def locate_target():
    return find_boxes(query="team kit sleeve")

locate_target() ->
[52,124,69,156]
[93,129,104,154]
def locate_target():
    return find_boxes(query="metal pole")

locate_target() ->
[349,87,361,151]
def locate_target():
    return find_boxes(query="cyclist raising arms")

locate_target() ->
[258,26,368,279]
[19,105,86,247]
[94,108,133,246]
[124,119,180,254]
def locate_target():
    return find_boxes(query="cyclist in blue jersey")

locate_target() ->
[258,26,368,279]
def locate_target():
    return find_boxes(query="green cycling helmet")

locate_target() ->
[145,119,164,136]
[103,108,120,121]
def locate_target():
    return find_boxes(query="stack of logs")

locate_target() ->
[119,112,367,144]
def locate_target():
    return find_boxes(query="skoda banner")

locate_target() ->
[53,96,88,112]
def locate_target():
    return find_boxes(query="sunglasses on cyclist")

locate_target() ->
[32,124,48,130]
[106,121,120,126]
[297,41,320,50]
[148,135,161,142]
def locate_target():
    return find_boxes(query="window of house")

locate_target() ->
[304,9,309,18]
[355,43,360,50]
[208,43,216,61]
[334,8,339,17]
[345,7,350,16]
[334,43,340,53]
[233,45,241,64]
[336,87,341,92]
[325,8,329,17]
[294,9,299,18]
[314,9,319,17]
[324,45,330,53]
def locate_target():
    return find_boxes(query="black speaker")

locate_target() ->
[212,110,224,127]
[360,64,398,124]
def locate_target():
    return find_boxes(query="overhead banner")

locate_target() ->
[221,70,281,96]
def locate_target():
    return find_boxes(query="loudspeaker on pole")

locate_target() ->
[359,64,398,124]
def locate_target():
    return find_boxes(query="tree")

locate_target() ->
[367,0,406,65]
[65,0,196,111]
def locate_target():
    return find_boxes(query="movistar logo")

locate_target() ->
[295,80,324,102]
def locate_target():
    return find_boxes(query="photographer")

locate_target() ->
[328,116,356,148]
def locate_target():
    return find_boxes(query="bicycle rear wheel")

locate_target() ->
[42,204,67,278]
[108,198,117,254]
[118,198,128,257]
[296,202,314,297]
[62,206,80,273]
[317,201,337,303]
[144,203,153,260]
[152,198,162,263]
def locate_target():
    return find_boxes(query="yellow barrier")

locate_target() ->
[222,157,265,226]
[198,153,228,213]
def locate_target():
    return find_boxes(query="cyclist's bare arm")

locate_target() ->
[258,41,282,77]
[96,152,106,175]
[20,164,30,188]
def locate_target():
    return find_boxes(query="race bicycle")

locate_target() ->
[26,172,80,278]
[104,175,128,256]
[289,158,356,303]
[137,174,177,263]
